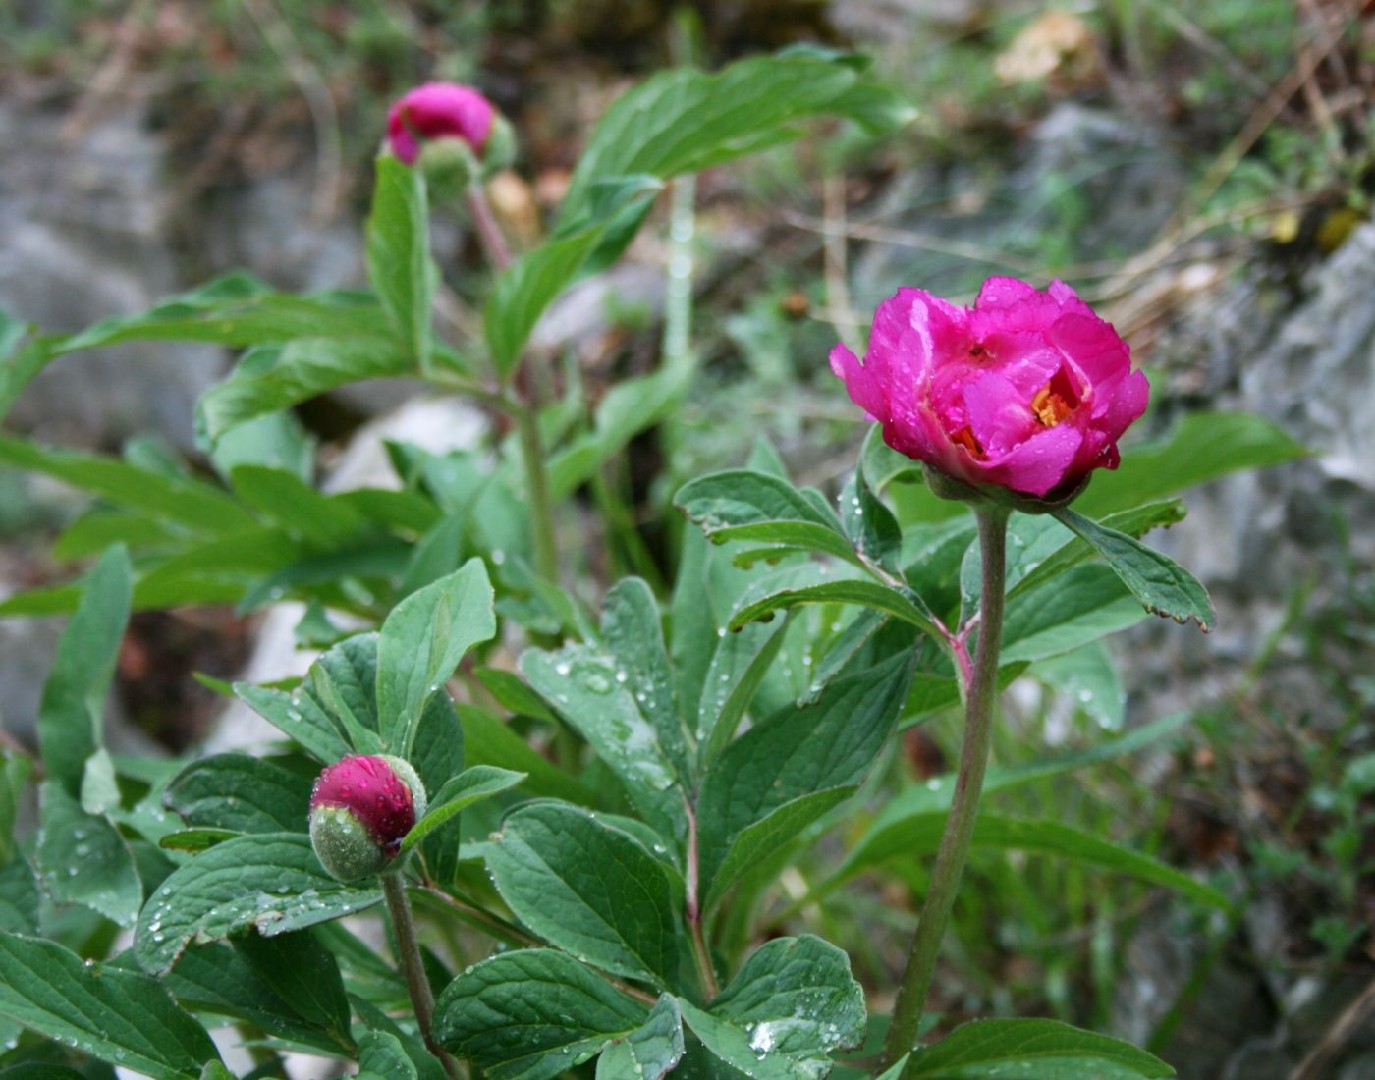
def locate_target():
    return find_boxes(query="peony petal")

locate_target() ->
[963,371,1039,459]
[1049,313,1132,385]
[983,421,1083,496]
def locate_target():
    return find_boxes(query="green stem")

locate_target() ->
[516,401,560,584]
[685,799,719,999]
[383,874,462,1080]
[884,506,1010,1069]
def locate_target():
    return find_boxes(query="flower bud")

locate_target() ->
[308,755,427,883]
[387,82,496,166]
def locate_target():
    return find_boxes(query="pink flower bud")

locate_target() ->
[308,755,427,882]
[831,278,1149,503]
[386,82,496,165]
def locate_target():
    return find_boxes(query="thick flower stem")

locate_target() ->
[383,874,462,1080]
[883,506,1010,1070]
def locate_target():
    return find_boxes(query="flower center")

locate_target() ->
[952,425,987,459]
[1031,368,1080,427]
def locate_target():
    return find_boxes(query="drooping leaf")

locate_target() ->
[434,948,649,1080]
[904,1018,1174,1079]
[0,932,221,1079]
[485,802,681,987]
[135,833,382,975]
[1053,509,1214,630]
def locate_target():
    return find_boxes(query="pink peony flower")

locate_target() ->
[309,755,427,882]
[386,82,496,165]
[831,277,1149,500]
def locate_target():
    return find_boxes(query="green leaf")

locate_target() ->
[376,559,496,756]
[712,935,866,1063]
[729,573,938,637]
[434,948,649,1079]
[905,1018,1174,1079]
[164,754,310,835]
[1032,642,1126,731]
[36,782,141,928]
[520,644,685,841]
[0,932,220,1079]
[367,156,433,369]
[696,618,788,766]
[678,999,818,1079]
[459,705,593,804]
[558,52,906,234]
[230,465,371,550]
[546,365,693,500]
[358,1029,420,1080]
[0,436,255,535]
[596,995,685,1080]
[1000,567,1146,665]
[705,787,856,911]
[675,470,853,563]
[0,850,37,936]
[1074,412,1306,518]
[400,766,525,853]
[841,713,1193,877]
[37,545,131,797]
[234,928,352,1045]
[56,273,388,352]
[601,578,690,781]
[233,682,350,764]
[485,225,607,379]
[486,802,681,986]
[135,833,382,975]
[695,651,912,894]
[0,336,60,428]
[840,445,902,571]
[195,337,412,446]
[163,941,350,1055]
[1053,509,1213,630]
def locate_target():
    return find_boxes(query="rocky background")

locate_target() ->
[2,2,1373,1077]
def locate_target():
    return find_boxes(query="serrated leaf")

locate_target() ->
[486,802,680,986]
[377,559,495,756]
[135,833,382,975]
[164,754,310,835]
[36,782,141,928]
[400,766,525,853]
[905,1018,1174,1079]
[1053,509,1213,630]
[367,156,433,369]
[695,651,912,894]
[597,995,685,1080]
[434,948,648,1079]
[520,645,685,841]
[0,932,220,1079]
[712,936,866,1063]
[36,545,130,796]
[705,788,855,911]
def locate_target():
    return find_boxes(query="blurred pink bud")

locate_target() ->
[387,82,496,165]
